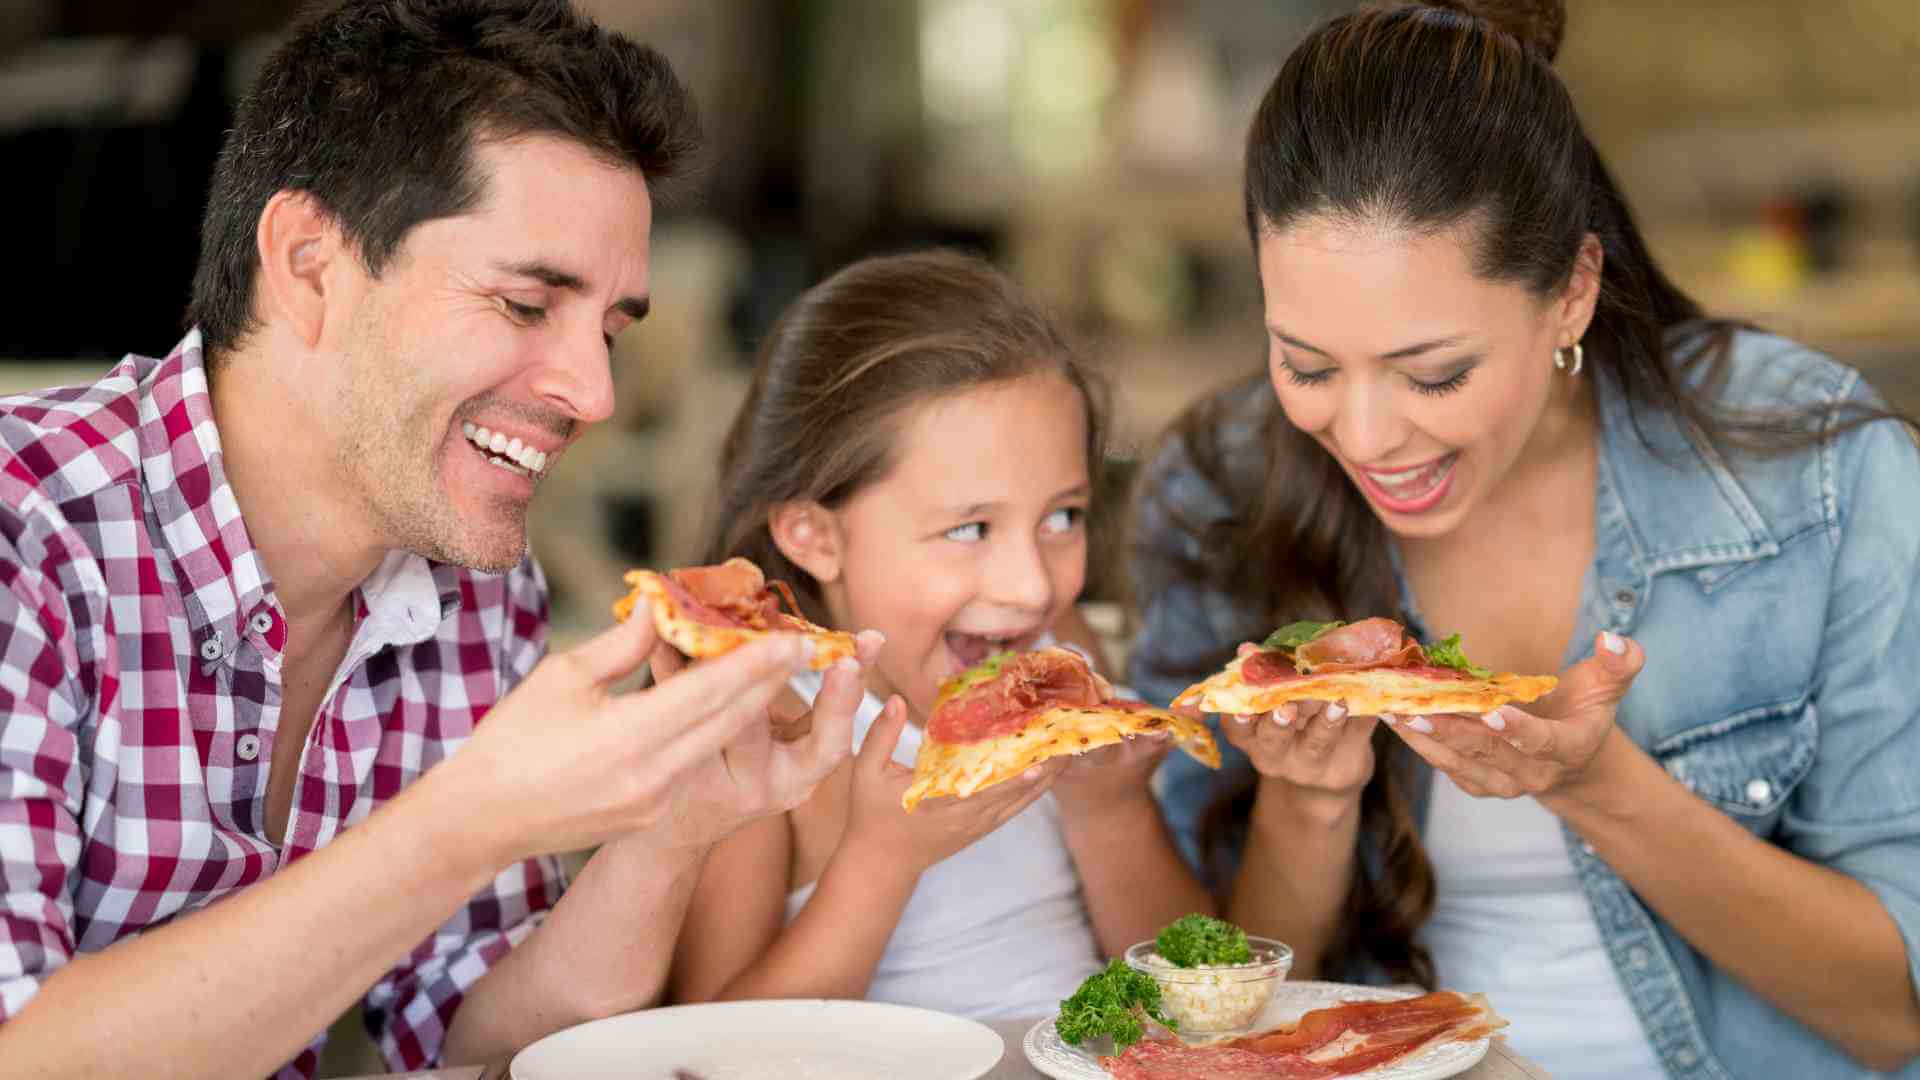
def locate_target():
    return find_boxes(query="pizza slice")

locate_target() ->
[903,646,1221,812]
[612,556,857,672]
[1172,617,1556,718]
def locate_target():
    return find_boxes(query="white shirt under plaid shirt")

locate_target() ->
[0,331,565,1076]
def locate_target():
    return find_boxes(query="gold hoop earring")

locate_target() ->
[1553,342,1584,376]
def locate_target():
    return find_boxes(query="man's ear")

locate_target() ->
[769,500,842,585]
[255,190,346,347]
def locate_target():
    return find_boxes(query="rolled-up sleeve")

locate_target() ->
[1786,395,1920,995]
[363,855,564,1069]
[365,554,563,1068]
[0,511,90,1023]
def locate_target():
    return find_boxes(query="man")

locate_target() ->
[0,1,873,1075]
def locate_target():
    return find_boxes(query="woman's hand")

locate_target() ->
[840,697,1063,874]
[1221,643,1381,802]
[1386,631,1645,805]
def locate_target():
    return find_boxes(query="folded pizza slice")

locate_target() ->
[904,646,1221,812]
[613,557,857,672]
[1173,617,1556,718]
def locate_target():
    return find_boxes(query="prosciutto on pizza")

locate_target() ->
[613,557,857,671]
[1172,618,1556,718]
[903,647,1221,811]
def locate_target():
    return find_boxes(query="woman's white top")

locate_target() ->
[785,641,1104,1020]
[1420,772,1665,1079]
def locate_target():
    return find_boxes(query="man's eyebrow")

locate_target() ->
[496,259,650,321]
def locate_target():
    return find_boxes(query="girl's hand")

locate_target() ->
[1050,728,1174,822]
[841,696,1062,874]
[1386,631,1645,805]
[1221,643,1380,802]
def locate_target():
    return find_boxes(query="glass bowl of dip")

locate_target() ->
[1123,936,1293,1035]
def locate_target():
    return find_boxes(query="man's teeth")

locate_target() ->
[461,422,548,474]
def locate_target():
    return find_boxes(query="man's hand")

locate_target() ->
[433,599,844,865]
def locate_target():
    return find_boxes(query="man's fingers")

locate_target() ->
[648,639,688,683]
[567,601,659,686]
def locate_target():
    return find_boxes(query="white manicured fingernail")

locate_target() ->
[1326,703,1347,722]
[1407,716,1434,734]
[858,629,886,647]
[1482,709,1506,731]
[1270,710,1290,728]
[1602,631,1626,655]
[1380,713,1399,726]
[1234,714,1252,725]
[832,657,859,676]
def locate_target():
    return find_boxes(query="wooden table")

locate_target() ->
[343,1016,1552,1080]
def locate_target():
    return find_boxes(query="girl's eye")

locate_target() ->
[1042,506,1085,535]
[1279,359,1333,387]
[943,522,986,543]
[1410,368,1474,397]
[504,300,547,325]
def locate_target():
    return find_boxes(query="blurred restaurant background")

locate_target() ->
[2,0,1917,647]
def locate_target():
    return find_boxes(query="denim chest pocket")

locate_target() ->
[1649,696,1818,837]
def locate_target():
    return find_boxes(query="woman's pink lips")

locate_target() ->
[1353,454,1456,514]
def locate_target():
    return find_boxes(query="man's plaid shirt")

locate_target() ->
[0,331,564,1075]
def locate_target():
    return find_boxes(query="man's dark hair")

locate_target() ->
[187,0,701,358]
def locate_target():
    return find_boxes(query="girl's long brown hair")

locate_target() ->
[702,249,1109,618]
[1133,0,1918,989]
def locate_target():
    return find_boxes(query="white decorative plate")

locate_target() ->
[1024,981,1492,1080]
[511,998,1003,1080]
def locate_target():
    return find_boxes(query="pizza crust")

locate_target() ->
[903,702,1220,811]
[613,569,857,671]
[1173,653,1557,717]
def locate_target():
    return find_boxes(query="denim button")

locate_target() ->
[1614,588,1637,606]
[1746,778,1772,804]
[1628,946,1651,969]
[1676,1048,1699,1066]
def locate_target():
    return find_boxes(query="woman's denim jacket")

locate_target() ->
[1129,331,1920,1078]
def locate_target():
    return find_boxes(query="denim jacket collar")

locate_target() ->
[1593,362,1780,588]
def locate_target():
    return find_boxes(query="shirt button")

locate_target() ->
[250,611,274,635]
[236,733,261,762]
[1676,1049,1699,1066]
[198,635,224,661]
[1745,778,1773,804]
[1628,946,1651,969]
[1613,588,1637,606]
[1581,841,1597,856]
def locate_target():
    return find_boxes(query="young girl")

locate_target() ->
[667,250,1212,1019]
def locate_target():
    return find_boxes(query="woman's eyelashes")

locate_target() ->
[1277,357,1477,396]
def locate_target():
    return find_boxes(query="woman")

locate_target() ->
[1127,2,1920,1077]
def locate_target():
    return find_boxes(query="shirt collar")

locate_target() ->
[136,330,458,664]
[135,330,278,660]
[1593,360,1779,582]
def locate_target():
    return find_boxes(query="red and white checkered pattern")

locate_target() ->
[0,331,563,1076]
